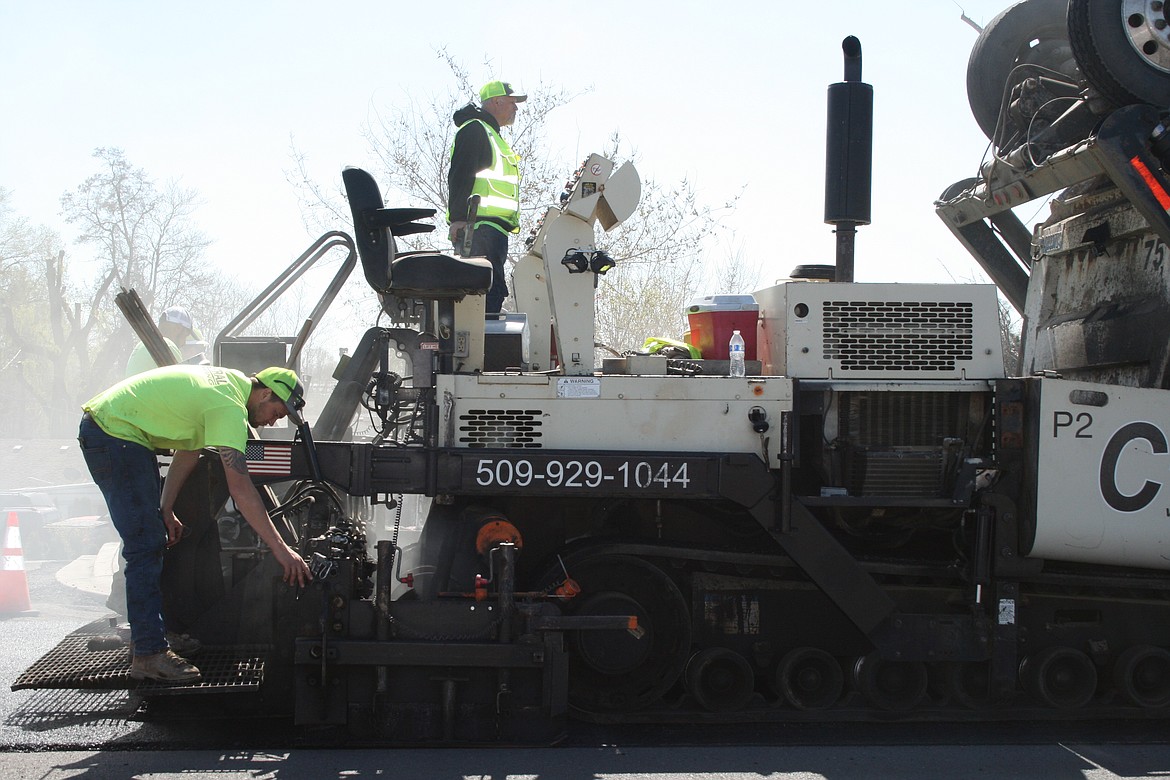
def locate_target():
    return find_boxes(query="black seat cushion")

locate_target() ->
[342,167,492,298]
[392,251,493,297]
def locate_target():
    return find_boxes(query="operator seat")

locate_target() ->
[341,167,493,301]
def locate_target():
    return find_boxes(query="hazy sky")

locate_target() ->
[1,1,1017,326]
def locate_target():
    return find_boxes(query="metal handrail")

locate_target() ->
[213,231,357,367]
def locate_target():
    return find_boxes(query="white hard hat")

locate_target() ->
[160,306,193,331]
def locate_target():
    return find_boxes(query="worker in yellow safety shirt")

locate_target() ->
[447,79,525,314]
[125,306,208,376]
[78,365,312,683]
[110,306,210,637]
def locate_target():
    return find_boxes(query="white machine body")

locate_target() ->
[1030,378,1170,570]
[754,281,1005,380]
[438,373,791,464]
[511,154,641,375]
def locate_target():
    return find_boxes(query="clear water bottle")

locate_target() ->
[728,330,746,377]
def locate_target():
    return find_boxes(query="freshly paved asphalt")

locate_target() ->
[3,552,1170,778]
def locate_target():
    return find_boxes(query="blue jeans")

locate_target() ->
[78,416,168,656]
[469,225,510,314]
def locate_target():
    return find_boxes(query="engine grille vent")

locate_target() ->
[839,391,977,497]
[847,449,945,497]
[823,300,976,372]
[841,391,970,447]
[458,409,544,448]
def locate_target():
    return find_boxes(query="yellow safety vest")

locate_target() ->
[450,119,521,233]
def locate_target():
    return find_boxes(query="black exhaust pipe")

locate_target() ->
[824,36,873,283]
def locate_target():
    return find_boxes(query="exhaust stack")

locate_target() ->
[824,36,873,283]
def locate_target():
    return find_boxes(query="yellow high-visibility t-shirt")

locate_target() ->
[84,365,251,453]
[124,338,183,377]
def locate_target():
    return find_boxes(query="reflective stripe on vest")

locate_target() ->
[450,119,521,232]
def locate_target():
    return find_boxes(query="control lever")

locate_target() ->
[553,554,581,599]
[460,194,480,258]
[294,417,323,482]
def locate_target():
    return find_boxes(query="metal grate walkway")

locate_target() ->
[12,619,268,696]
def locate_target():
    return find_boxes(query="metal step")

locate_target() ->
[12,619,268,696]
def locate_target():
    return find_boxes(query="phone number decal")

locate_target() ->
[463,456,712,494]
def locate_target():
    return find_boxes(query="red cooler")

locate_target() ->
[686,295,759,360]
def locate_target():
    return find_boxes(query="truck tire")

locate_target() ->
[967,0,1079,139]
[1069,0,1170,108]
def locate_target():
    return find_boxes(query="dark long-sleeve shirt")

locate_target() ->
[447,103,510,231]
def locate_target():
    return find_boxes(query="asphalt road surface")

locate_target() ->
[4,555,1170,779]
[2,743,1170,780]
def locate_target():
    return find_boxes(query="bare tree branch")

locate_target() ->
[287,55,742,359]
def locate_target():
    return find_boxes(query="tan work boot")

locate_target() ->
[130,650,202,683]
[110,627,202,657]
[165,632,202,657]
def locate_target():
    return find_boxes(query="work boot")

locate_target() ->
[165,632,202,656]
[129,650,202,683]
[109,627,202,657]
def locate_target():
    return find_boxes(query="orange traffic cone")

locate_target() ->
[0,511,33,614]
